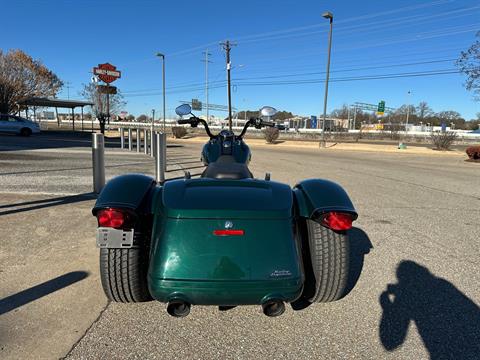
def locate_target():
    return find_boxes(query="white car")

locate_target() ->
[0,114,41,136]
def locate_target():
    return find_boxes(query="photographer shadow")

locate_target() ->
[379,260,480,359]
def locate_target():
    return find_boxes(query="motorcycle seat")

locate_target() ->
[201,156,253,180]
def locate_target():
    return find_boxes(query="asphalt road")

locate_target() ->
[1,132,479,359]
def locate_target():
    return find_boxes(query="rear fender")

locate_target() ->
[293,179,358,220]
[92,174,156,215]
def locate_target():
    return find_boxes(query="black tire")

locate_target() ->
[20,128,32,137]
[99,229,152,302]
[302,219,350,303]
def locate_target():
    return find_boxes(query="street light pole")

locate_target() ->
[321,11,333,148]
[156,53,166,132]
[405,90,411,133]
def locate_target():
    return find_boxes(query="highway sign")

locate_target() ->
[93,63,121,84]
[377,100,385,116]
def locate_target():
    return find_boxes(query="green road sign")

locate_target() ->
[377,100,385,115]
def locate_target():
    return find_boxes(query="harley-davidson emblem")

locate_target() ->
[224,221,234,229]
[270,270,292,278]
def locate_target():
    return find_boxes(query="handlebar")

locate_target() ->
[177,116,283,139]
[177,116,215,139]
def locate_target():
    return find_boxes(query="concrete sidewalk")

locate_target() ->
[0,192,107,359]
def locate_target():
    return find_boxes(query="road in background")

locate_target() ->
[1,132,479,359]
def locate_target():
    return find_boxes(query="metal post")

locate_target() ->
[321,12,333,147]
[92,133,105,194]
[120,127,124,148]
[162,133,167,173]
[144,129,148,154]
[151,109,155,156]
[155,132,166,183]
[81,106,84,131]
[136,128,141,152]
[71,108,75,132]
[128,128,132,151]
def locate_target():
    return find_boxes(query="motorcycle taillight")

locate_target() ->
[321,212,353,231]
[97,208,128,229]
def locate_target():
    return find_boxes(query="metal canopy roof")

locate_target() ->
[17,97,93,108]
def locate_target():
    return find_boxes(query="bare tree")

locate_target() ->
[456,31,480,100]
[330,104,349,119]
[0,49,63,114]
[416,101,433,120]
[80,83,125,133]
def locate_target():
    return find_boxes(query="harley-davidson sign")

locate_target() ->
[93,63,121,84]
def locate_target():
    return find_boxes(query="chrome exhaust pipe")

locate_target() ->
[262,300,285,317]
[166,300,191,317]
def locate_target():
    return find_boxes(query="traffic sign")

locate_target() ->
[311,115,317,128]
[97,85,117,94]
[93,63,121,84]
[192,98,202,111]
[377,100,385,116]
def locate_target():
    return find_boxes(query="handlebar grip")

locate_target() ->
[177,119,191,124]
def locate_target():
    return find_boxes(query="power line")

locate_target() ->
[121,57,458,96]
[122,69,461,98]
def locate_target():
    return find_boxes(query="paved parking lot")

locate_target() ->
[0,132,479,359]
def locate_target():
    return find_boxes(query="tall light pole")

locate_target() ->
[405,90,412,132]
[156,53,166,132]
[321,11,333,148]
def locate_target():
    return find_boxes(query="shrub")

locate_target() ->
[264,127,279,143]
[466,146,480,160]
[430,131,457,150]
[171,126,187,139]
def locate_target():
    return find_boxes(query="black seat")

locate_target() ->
[201,156,253,180]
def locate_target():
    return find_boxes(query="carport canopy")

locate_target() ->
[17,97,94,131]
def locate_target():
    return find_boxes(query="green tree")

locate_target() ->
[0,49,63,114]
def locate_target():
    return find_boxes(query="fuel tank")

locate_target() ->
[148,178,303,305]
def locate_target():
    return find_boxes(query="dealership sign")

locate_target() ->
[93,63,121,84]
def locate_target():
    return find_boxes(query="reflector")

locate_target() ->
[213,229,245,236]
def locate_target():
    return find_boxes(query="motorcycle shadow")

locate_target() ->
[291,227,373,311]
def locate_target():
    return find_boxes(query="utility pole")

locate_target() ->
[202,50,212,122]
[221,40,236,131]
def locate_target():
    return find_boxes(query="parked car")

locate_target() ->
[0,114,41,136]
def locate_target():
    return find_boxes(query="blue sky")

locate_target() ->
[2,0,479,119]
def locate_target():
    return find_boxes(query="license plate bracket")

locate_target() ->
[96,227,135,248]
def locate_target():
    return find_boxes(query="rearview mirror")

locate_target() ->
[175,104,192,116]
[260,106,277,117]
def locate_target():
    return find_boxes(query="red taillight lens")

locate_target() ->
[97,209,125,229]
[321,212,353,231]
[213,229,245,236]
